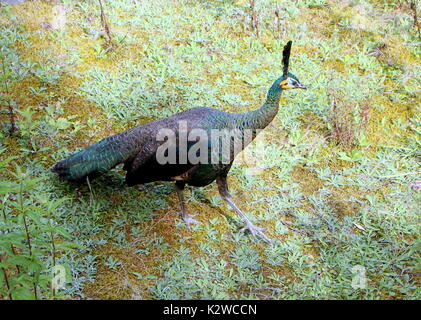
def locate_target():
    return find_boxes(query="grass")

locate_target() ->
[0,0,420,299]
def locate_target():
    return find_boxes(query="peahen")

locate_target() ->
[52,41,306,243]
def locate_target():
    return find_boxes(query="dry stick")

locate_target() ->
[280,220,307,235]
[274,5,281,39]
[0,256,12,300]
[48,217,57,298]
[19,181,38,300]
[249,0,255,33]
[249,0,259,38]
[1,57,16,136]
[86,176,94,208]
[2,206,21,274]
[22,216,37,299]
[98,0,112,47]
[279,211,307,235]
[410,0,421,40]
[50,235,56,298]
[309,207,336,231]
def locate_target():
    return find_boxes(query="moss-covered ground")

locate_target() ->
[0,0,420,299]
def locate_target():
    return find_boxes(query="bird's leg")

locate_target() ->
[216,176,272,243]
[175,182,201,228]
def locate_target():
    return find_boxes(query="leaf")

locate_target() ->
[55,117,72,130]
[26,211,42,225]
[28,260,42,274]
[0,181,19,194]
[132,272,143,280]
[54,226,72,239]
[55,242,82,250]
[47,197,68,213]
[0,155,17,169]
[353,222,366,231]
[12,287,35,300]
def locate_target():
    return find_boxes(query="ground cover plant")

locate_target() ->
[0,0,420,299]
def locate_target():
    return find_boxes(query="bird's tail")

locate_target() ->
[52,133,132,181]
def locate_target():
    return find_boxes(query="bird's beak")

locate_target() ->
[297,83,307,90]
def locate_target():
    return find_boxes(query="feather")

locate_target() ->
[282,40,292,76]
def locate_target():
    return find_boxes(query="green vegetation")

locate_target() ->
[0,0,420,299]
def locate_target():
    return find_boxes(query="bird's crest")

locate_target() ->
[282,40,292,76]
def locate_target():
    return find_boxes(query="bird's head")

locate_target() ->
[279,41,306,90]
[278,72,306,90]
[269,41,306,97]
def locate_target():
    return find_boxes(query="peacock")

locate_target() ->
[52,41,306,243]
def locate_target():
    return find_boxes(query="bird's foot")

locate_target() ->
[178,212,202,229]
[240,221,272,244]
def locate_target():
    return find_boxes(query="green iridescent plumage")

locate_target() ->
[52,41,306,243]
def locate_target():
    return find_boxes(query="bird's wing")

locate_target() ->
[123,107,230,185]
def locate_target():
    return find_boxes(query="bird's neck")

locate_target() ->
[235,85,283,131]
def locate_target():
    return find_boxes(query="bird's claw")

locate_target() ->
[178,212,202,229]
[240,222,272,244]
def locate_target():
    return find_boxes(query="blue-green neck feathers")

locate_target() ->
[265,77,284,105]
[235,75,287,130]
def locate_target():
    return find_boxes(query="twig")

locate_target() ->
[280,219,307,235]
[249,0,259,38]
[98,0,112,47]
[48,216,57,298]
[309,207,336,231]
[274,5,281,39]
[1,56,16,136]
[0,255,12,300]
[86,176,95,207]
[19,181,38,300]
[376,171,420,179]
[2,205,21,274]
[410,0,421,40]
